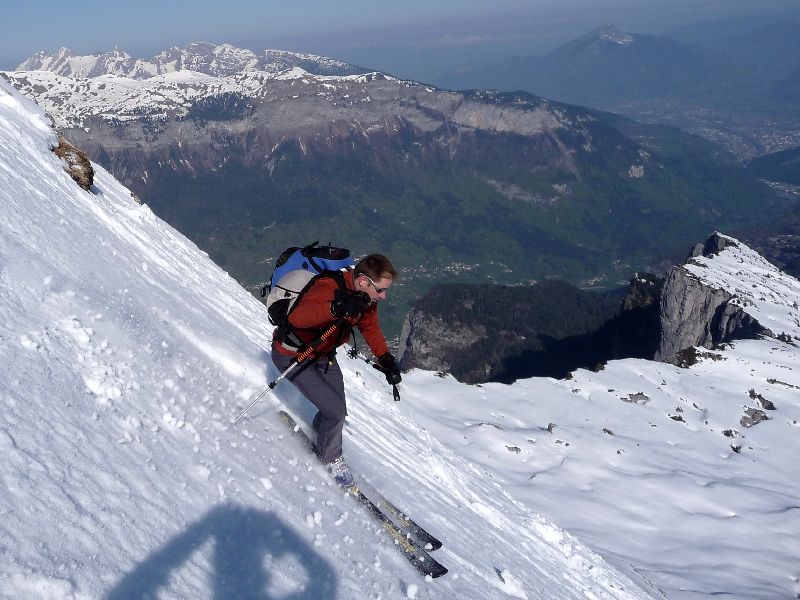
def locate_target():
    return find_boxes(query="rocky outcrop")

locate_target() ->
[400,233,787,379]
[655,233,770,363]
[622,272,662,311]
[52,136,94,191]
[687,231,735,258]
[398,310,493,379]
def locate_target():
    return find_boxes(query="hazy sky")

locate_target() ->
[3,0,798,80]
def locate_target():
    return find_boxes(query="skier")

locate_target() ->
[271,253,402,487]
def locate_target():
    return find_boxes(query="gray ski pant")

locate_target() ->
[271,349,347,464]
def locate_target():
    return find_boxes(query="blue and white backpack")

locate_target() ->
[262,242,354,346]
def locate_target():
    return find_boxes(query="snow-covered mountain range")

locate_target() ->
[2,70,800,600]
[4,43,379,130]
[3,67,394,129]
[16,43,367,80]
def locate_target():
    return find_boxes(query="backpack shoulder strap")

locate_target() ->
[279,269,351,351]
[287,269,347,315]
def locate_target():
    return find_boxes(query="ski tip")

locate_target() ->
[426,539,444,551]
[422,563,448,579]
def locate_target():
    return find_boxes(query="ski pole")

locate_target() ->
[232,317,348,425]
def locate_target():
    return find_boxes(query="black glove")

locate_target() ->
[331,290,371,319]
[376,352,402,385]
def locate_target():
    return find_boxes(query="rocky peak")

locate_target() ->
[152,43,260,77]
[16,47,135,79]
[688,231,736,258]
[17,47,72,73]
[654,265,765,363]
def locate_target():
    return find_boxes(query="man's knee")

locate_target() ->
[318,400,347,424]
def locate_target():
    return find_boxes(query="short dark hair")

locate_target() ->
[355,254,397,280]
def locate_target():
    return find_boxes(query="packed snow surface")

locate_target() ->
[2,74,800,599]
[0,79,652,599]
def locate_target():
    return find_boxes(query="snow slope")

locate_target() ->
[0,80,653,598]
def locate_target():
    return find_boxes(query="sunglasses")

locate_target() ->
[362,274,389,294]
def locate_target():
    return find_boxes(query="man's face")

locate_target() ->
[357,274,392,303]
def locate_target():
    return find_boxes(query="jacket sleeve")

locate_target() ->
[287,277,338,329]
[357,304,389,358]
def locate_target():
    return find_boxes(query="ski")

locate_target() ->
[353,478,443,551]
[277,410,442,550]
[278,410,448,578]
[348,484,448,578]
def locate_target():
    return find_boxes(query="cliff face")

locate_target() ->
[398,310,493,379]
[654,267,765,362]
[655,233,773,363]
[59,81,576,192]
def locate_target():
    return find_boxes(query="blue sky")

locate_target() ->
[3,0,798,79]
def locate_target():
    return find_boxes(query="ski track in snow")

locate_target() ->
[0,79,657,599]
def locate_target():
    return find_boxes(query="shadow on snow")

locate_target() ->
[106,504,337,599]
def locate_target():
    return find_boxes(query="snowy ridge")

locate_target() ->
[0,79,651,598]
[3,68,394,129]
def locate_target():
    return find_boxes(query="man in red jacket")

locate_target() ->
[271,254,402,487]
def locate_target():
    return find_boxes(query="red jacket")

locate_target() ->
[272,270,389,358]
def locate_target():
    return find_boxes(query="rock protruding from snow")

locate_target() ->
[52,136,94,191]
[688,231,736,259]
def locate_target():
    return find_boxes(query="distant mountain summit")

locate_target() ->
[550,24,680,60]
[16,43,369,79]
[437,25,720,107]
[436,19,800,159]
[541,26,719,99]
